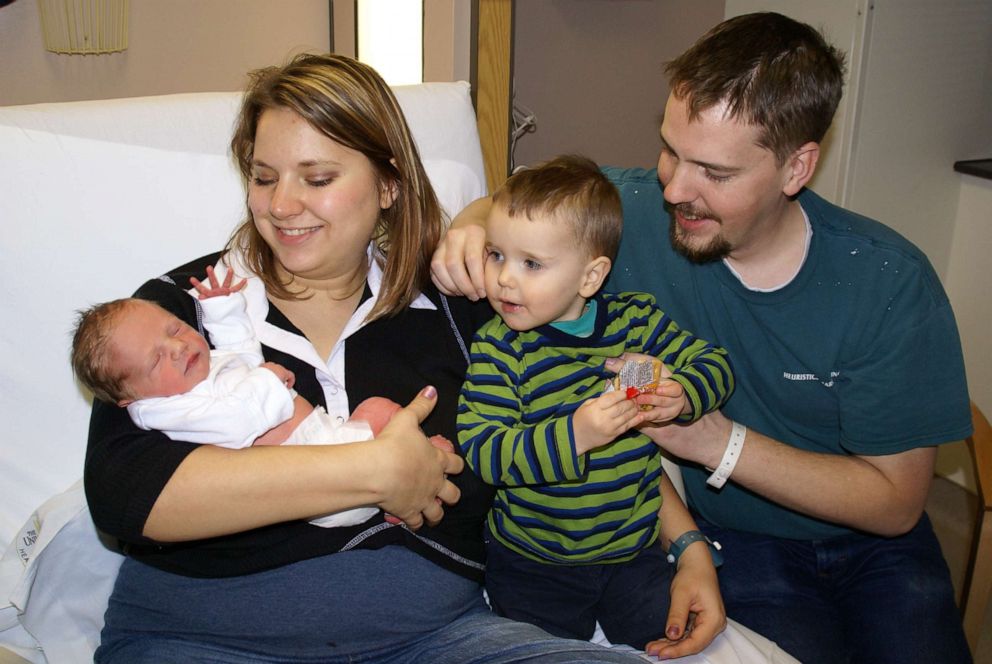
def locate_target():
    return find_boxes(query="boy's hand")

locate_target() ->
[261,362,295,389]
[636,378,690,425]
[572,390,644,455]
[605,352,690,425]
[190,265,248,299]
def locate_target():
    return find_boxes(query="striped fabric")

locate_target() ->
[458,291,734,564]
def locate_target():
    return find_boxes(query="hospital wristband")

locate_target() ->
[705,421,746,489]
[666,530,723,568]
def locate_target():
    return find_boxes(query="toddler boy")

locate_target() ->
[457,155,734,650]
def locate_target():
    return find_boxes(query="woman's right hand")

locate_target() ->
[430,197,491,300]
[143,386,464,542]
[371,386,464,530]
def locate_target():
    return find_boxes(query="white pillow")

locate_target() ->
[0,482,122,664]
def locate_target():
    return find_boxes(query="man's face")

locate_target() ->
[657,94,796,263]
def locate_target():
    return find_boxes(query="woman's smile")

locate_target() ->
[248,107,388,283]
[277,225,322,237]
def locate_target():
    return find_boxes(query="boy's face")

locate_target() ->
[484,204,607,331]
[657,93,803,262]
[111,300,212,406]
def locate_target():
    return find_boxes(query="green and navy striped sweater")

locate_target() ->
[458,291,734,564]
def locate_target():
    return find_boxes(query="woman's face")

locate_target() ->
[248,107,396,285]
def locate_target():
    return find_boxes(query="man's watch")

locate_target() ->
[666,530,723,568]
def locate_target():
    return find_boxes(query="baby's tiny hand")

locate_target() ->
[190,265,248,300]
[261,362,295,389]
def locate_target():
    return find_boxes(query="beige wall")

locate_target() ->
[0,0,330,106]
[942,176,992,492]
[511,0,725,170]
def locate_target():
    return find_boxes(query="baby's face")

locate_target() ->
[112,299,211,405]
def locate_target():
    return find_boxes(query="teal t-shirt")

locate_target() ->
[603,166,972,540]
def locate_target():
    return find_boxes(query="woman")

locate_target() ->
[85,53,720,662]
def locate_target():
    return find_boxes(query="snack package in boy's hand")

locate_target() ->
[609,358,664,408]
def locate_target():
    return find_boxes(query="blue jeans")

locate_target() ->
[696,512,971,664]
[96,606,651,663]
[484,533,673,650]
[95,547,649,664]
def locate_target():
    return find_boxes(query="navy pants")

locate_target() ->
[484,532,674,650]
[696,512,972,664]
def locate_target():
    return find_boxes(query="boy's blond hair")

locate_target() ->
[492,155,622,261]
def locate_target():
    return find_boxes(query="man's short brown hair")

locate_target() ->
[666,12,846,164]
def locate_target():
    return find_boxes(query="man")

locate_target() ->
[431,12,973,664]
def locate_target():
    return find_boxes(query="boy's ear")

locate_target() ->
[579,256,612,298]
[117,398,133,408]
[782,142,820,197]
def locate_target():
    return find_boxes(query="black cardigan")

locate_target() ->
[83,252,495,581]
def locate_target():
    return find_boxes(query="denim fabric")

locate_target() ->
[484,533,674,650]
[95,546,648,664]
[696,512,971,664]
[95,609,651,663]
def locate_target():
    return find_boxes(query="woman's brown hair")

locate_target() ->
[227,53,442,320]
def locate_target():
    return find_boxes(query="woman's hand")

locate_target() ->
[371,386,464,530]
[145,388,464,541]
[383,434,457,525]
[646,542,726,659]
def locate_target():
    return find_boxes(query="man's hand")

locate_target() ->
[430,197,490,299]
[640,410,733,470]
[190,265,248,299]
